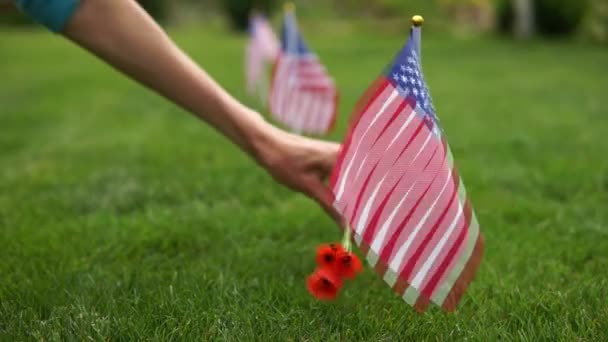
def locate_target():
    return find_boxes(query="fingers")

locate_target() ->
[306,178,345,227]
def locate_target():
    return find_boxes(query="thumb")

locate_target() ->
[314,141,340,177]
[306,178,344,226]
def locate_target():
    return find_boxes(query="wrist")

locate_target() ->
[242,110,277,166]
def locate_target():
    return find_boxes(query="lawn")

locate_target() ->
[1,23,608,340]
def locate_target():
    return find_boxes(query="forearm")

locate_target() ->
[62,0,271,158]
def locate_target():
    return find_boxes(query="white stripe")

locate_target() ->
[410,202,463,289]
[354,174,387,235]
[318,96,332,133]
[286,90,299,127]
[355,130,432,238]
[304,94,319,132]
[389,168,453,272]
[304,96,319,133]
[387,109,416,149]
[300,94,314,133]
[371,182,415,253]
[289,92,300,131]
[335,89,399,202]
[353,154,368,183]
[278,60,296,120]
[351,106,415,181]
[308,96,321,133]
[411,132,433,162]
[295,94,312,133]
[321,96,335,132]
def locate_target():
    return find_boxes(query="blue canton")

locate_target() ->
[281,12,311,56]
[386,30,441,136]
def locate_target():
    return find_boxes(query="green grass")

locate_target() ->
[1,24,608,340]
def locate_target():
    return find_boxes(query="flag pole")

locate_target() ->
[411,15,424,63]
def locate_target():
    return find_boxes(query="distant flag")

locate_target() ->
[246,13,279,104]
[329,16,483,312]
[269,4,338,135]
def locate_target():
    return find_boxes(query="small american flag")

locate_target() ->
[269,9,338,135]
[330,24,483,312]
[246,14,279,103]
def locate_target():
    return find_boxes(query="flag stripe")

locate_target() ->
[378,155,448,265]
[363,144,440,246]
[329,79,390,189]
[388,164,453,273]
[269,12,337,135]
[414,175,471,294]
[343,100,411,220]
[352,119,433,236]
[398,171,460,281]
[365,125,440,249]
[333,87,399,205]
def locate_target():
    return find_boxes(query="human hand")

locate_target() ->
[254,124,342,223]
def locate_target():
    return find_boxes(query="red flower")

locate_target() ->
[334,251,363,279]
[315,243,345,268]
[306,267,343,300]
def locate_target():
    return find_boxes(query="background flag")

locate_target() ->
[269,6,338,135]
[329,18,483,312]
[246,13,279,104]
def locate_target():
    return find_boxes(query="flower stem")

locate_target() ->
[342,223,352,252]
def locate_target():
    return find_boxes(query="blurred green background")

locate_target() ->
[1,0,608,340]
[2,0,608,41]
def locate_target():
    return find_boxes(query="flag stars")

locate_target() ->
[387,44,438,119]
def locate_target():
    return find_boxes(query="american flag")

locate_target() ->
[269,9,338,135]
[246,14,279,103]
[329,24,483,312]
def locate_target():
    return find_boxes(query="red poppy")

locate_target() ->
[306,267,343,300]
[334,251,363,279]
[315,243,345,268]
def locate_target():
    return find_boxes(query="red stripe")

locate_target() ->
[342,102,416,216]
[396,119,426,160]
[398,169,460,280]
[418,169,473,297]
[372,100,409,145]
[361,174,403,243]
[329,79,390,188]
[348,163,378,226]
[361,143,440,245]
[378,156,448,263]
[421,220,467,298]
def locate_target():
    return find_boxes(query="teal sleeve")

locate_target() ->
[15,0,80,33]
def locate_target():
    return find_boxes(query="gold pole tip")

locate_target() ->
[284,2,295,12]
[412,15,424,27]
